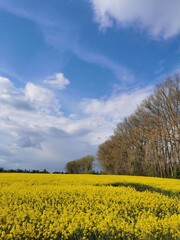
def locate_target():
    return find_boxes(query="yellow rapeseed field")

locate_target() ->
[0,174,180,239]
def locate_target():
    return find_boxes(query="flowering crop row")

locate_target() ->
[0,174,180,239]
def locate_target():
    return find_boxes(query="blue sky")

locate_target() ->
[0,0,180,171]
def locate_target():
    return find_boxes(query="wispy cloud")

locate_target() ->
[73,47,134,82]
[0,1,134,84]
[40,23,134,83]
[0,1,53,26]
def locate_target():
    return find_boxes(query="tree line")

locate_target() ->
[0,168,66,174]
[97,74,180,178]
[0,168,50,173]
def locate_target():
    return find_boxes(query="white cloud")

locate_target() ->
[81,87,152,119]
[80,87,152,145]
[0,77,35,112]
[0,76,17,96]
[0,77,97,171]
[43,73,70,89]
[90,0,180,38]
[25,82,60,113]
[0,76,152,171]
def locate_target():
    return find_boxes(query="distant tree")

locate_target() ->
[66,160,79,174]
[66,155,95,174]
[42,169,49,174]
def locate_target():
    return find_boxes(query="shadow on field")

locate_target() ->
[98,182,179,198]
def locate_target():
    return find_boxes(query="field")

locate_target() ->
[0,174,180,239]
